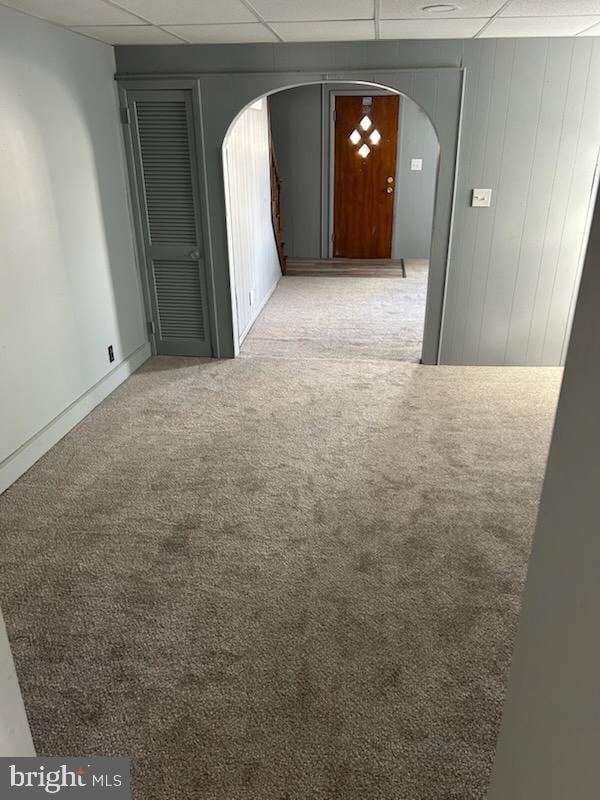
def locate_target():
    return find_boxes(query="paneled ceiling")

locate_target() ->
[3,0,600,44]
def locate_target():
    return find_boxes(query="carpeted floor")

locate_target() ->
[0,350,560,798]
[241,260,429,362]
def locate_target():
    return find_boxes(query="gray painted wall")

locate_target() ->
[394,98,438,260]
[268,87,437,261]
[0,3,149,494]
[268,85,322,260]
[115,37,600,366]
[487,155,600,800]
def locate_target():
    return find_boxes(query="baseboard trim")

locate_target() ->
[238,278,280,346]
[0,341,151,495]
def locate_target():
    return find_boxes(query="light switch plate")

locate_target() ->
[410,158,423,171]
[472,188,492,207]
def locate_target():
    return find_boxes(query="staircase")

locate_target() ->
[268,125,286,275]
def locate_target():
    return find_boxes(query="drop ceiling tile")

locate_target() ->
[72,24,182,43]
[248,0,374,21]
[480,15,600,35]
[380,17,485,37]
[111,0,255,25]
[381,0,505,19]
[0,0,143,25]
[271,19,375,40]
[164,23,278,43]
[501,0,600,16]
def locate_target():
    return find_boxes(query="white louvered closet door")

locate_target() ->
[128,89,212,357]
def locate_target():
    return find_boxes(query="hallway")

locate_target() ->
[0,347,561,798]
[241,260,429,363]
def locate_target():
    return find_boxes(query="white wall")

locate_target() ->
[225,99,281,343]
[0,611,34,756]
[0,5,150,494]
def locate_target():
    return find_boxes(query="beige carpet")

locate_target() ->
[241,260,429,363]
[0,353,561,799]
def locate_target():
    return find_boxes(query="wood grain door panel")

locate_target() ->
[333,95,399,259]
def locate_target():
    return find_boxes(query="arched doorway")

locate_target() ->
[223,81,441,361]
[118,67,462,362]
[209,69,461,362]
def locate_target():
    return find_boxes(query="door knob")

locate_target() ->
[386,187,393,194]
[189,249,199,258]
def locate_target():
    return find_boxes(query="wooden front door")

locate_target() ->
[333,94,399,259]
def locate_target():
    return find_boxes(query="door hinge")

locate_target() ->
[147,320,155,336]
[332,110,336,121]
[120,107,130,125]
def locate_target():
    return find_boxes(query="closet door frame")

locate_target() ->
[118,79,220,358]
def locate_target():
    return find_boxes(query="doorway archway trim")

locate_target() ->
[117,67,464,363]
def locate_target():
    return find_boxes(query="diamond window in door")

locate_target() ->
[347,98,385,159]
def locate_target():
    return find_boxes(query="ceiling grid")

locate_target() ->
[1,0,600,45]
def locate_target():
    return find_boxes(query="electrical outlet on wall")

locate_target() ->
[249,290,254,306]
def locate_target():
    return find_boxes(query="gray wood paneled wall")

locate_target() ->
[442,38,600,366]
[115,37,600,366]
